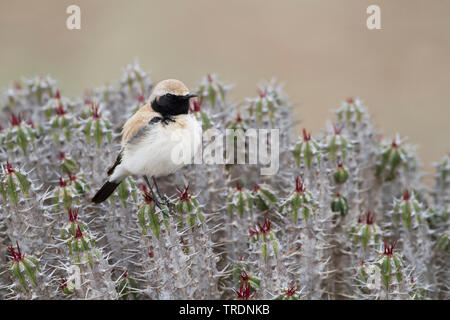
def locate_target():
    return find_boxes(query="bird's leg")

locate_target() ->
[143,175,162,208]
[143,175,169,217]
[152,176,173,209]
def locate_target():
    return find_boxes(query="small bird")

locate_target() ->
[91,79,202,206]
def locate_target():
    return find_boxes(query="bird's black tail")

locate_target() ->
[92,180,120,203]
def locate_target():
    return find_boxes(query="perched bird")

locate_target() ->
[91,79,202,206]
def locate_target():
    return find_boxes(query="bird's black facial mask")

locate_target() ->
[152,94,193,117]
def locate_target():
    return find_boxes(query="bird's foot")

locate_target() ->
[151,196,170,218]
[161,195,174,211]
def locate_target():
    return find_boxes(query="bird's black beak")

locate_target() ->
[184,93,198,99]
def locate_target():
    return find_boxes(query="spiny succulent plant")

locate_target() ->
[227,182,254,218]
[7,241,40,292]
[0,62,447,300]
[1,161,31,206]
[2,113,39,155]
[248,216,279,262]
[195,74,231,109]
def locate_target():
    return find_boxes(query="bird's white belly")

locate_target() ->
[122,115,202,178]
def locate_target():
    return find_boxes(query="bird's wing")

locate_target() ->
[121,104,159,146]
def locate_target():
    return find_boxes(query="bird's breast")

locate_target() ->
[122,115,202,177]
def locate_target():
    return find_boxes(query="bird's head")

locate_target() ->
[150,79,197,117]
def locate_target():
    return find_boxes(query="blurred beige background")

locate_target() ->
[1,0,449,180]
